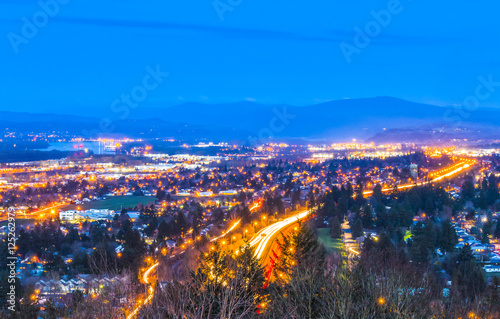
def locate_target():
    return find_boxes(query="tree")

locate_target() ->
[361,204,374,229]
[191,208,202,239]
[330,216,342,239]
[238,205,251,225]
[461,179,475,201]
[293,224,326,269]
[355,180,365,206]
[156,188,166,201]
[494,222,500,239]
[452,245,486,300]
[144,217,158,237]
[157,220,171,240]
[375,202,388,228]
[117,219,146,275]
[351,218,364,239]
[45,253,66,273]
[273,223,326,286]
[154,244,265,318]
[409,221,436,265]
[487,174,499,204]
[482,221,493,244]
[372,183,383,203]
[292,188,301,206]
[439,220,458,253]
[275,196,285,215]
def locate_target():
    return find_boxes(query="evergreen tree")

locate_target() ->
[361,204,374,229]
[238,205,252,225]
[439,220,458,253]
[409,221,436,265]
[375,202,388,228]
[494,222,500,239]
[461,179,475,201]
[157,220,170,240]
[292,188,301,206]
[118,219,146,274]
[486,174,499,204]
[274,223,325,280]
[351,218,364,239]
[452,245,486,300]
[372,183,383,203]
[191,244,265,317]
[293,224,325,268]
[330,216,342,239]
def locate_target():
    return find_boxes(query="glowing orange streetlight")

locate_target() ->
[468,312,477,319]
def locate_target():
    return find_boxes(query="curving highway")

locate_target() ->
[362,158,476,196]
[249,210,311,260]
[126,262,159,319]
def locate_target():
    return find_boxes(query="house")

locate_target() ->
[35,275,128,296]
[59,210,78,221]
[483,265,500,278]
[470,244,490,254]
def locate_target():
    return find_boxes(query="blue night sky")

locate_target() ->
[1,0,500,116]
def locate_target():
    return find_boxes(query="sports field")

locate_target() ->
[64,196,156,211]
[317,228,344,255]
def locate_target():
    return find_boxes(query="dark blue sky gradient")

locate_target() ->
[1,0,500,116]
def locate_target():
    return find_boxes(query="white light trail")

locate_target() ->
[250,210,311,260]
[126,262,159,319]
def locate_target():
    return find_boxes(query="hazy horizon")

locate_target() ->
[2,0,500,114]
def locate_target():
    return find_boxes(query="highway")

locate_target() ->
[0,202,67,223]
[210,202,260,242]
[30,157,476,318]
[237,209,311,284]
[362,158,476,196]
[126,262,159,319]
[126,202,262,318]
[124,158,476,317]
[249,210,311,260]
[244,158,476,276]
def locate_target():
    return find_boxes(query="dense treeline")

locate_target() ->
[11,218,147,278]
[133,223,500,318]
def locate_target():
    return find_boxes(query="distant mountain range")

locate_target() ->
[2,97,500,143]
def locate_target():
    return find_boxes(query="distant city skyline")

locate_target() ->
[2,0,500,114]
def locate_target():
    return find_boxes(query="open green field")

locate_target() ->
[317,228,344,255]
[64,196,156,211]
